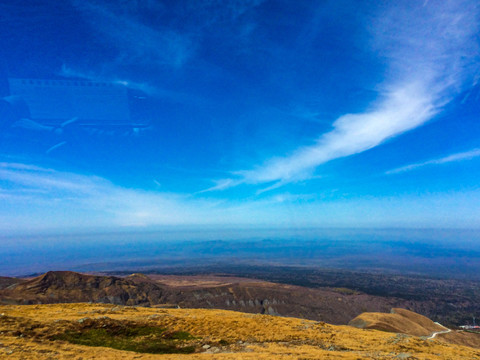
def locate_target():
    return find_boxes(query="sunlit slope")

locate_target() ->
[1,304,480,359]
[350,308,480,349]
[349,308,446,336]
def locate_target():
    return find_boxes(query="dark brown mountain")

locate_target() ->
[0,271,164,306]
[149,274,419,324]
[0,271,425,325]
[0,276,23,290]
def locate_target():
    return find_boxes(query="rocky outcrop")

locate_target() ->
[0,272,428,325]
[0,271,165,306]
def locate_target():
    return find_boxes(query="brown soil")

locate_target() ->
[437,331,480,349]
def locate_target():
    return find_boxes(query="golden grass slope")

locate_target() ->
[1,303,480,359]
[349,308,446,337]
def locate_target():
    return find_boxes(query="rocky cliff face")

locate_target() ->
[161,281,406,324]
[0,271,419,325]
[0,271,164,306]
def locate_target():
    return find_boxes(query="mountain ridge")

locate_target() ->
[0,271,417,324]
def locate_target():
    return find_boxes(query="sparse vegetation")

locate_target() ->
[333,287,358,295]
[1,303,480,359]
[219,339,229,345]
[54,323,196,354]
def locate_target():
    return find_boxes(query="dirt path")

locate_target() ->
[427,322,451,339]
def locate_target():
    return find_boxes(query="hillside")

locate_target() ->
[148,274,409,324]
[0,271,416,324]
[349,308,446,336]
[349,308,480,349]
[1,303,480,359]
[0,276,23,290]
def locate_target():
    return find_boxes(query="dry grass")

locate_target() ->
[349,308,446,337]
[1,303,479,359]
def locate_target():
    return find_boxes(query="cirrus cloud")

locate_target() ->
[207,0,479,190]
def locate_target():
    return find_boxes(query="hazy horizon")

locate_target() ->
[2,227,479,277]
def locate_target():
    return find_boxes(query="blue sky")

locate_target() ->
[1,0,480,234]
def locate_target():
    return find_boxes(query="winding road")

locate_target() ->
[427,322,451,340]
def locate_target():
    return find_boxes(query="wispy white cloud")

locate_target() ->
[0,163,210,228]
[59,65,157,96]
[387,148,480,174]
[240,83,437,183]
[60,65,202,105]
[185,0,264,26]
[0,163,54,172]
[208,0,479,190]
[196,178,242,194]
[63,0,267,107]
[60,64,157,95]
[1,162,480,233]
[0,163,298,230]
[255,181,287,195]
[71,0,194,68]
